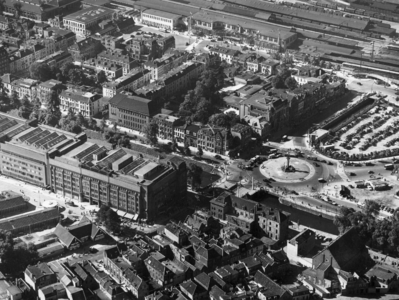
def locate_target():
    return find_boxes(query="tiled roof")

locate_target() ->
[145,256,165,275]
[26,263,53,280]
[254,271,286,297]
[194,272,211,291]
[109,93,157,116]
[54,223,76,248]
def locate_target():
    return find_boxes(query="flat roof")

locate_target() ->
[64,6,114,23]
[143,8,181,19]
[135,162,158,178]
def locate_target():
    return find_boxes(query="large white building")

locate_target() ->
[141,9,181,31]
[59,90,102,117]
[102,69,151,98]
[63,7,115,37]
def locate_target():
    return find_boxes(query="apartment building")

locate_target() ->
[109,93,158,131]
[126,35,175,61]
[152,114,184,141]
[68,37,103,61]
[102,69,151,98]
[63,7,115,37]
[59,89,102,117]
[141,9,181,31]
[9,49,34,74]
[36,51,73,69]
[196,127,230,155]
[143,51,188,80]
[136,62,204,102]
[10,78,40,100]
[97,50,138,75]
[37,79,65,105]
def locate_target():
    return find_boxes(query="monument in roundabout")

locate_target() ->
[260,150,316,183]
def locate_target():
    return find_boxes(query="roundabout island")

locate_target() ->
[259,156,316,183]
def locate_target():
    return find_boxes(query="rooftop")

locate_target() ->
[143,8,181,20]
[64,6,114,23]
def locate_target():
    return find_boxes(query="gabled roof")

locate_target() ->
[254,270,286,298]
[194,272,212,291]
[54,223,76,248]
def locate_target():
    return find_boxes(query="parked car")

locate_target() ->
[214,154,223,160]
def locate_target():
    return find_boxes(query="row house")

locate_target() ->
[9,49,35,74]
[209,47,241,65]
[143,51,188,80]
[97,50,138,75]
[30,44,48,61]
[196,127,230,155]
[103,247,149,299]
[210,192,290,241]
[144,256,175,287]
[59,89,102,117]
[36,51,73,69]
[95,60,123,80]
[153,114,184,141]
[136,62,205,105]
[102,68,151,98]
[246,58,279,76]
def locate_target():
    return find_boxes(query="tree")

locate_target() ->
[88,116,97,130]
[0,230,38,276]
[96,70,108,84]
[76,112,87,128]
[18,95,32,119]
[68,68,85,85]
[187,163,203,190]
[0,90,10,112]
[271,75,285,89]
[29,62,53,81]
[100,117,107,132]
[10,91,20,109]
[197,146,203,158]
[285,77,297,90]
[61,62,76,78]
[363,200,381,216]
[142,121,158,146]
[96,205,121,233]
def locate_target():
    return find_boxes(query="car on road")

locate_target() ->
[210,39,216,42]
[214,155,222,160]
[314,163,320,167]
[349,172,356,176]
[263,179,269,183]
[365,162,374,166]
[328,161,333,165]
[357,82,362,85]
[368,170,374,174]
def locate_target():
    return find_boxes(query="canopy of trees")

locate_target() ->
[334,200,399,255]
[0,230,38,276]
[208,112,240,128]
[178,58,225,123]
[96,205,121,233]
[142,121,158,146]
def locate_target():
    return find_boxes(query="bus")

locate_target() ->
[385,164,394,170]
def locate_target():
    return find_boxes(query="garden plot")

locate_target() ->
[332,106,399,155]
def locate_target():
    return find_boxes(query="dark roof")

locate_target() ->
[195,246,220,260]
[109,93,157,116]
[254,271,286,298]
[26,263,53,280]
[54,224,76,248]
[145,256,165,275]
[0,208,59,232]
[194,272,212,291]
[0,192,26,211]
[314,227,366,271]
[180,280,200,296]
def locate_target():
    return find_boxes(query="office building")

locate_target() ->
[63,6,115,37]
[141,9,181,31]
[109,93,158,131]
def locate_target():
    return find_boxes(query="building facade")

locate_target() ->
[59,90,102,117]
